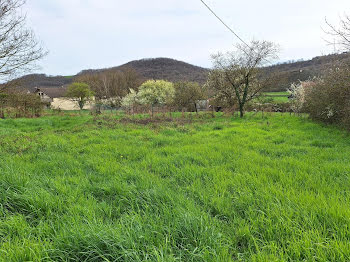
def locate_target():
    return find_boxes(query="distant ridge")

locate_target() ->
[6,53,350,91]
[6,74,72,91]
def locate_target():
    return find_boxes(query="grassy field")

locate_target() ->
[1,113,350,261]
[263,92,290,103]
[264,92,289,96]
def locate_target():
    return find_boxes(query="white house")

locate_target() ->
[34,87,94,110]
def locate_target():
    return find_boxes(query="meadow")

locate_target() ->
[1,113,350,261]
[263,92,290,103]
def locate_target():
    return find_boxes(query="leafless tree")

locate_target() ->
[208,40,279,117]
[173,81,205,112]
[325,14,350,52]
[0,0,47,80]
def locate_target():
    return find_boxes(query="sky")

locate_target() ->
[24,0,350,76]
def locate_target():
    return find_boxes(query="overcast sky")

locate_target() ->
[24,0,350,76]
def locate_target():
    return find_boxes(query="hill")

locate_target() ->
[264,52,350,91]
[77,58,210,84]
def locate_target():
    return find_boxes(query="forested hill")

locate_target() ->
[263,52,350,91]
[6,53,350,91]
[6,58,210,89]
[77,58,210,84]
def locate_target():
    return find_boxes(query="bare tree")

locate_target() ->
[173,81,205,112]
[325,14,350,52]
[205,69,236,109]
[0,0,46,80]
[208,40,279,117]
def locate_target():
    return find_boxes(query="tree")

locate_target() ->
[173,81,205,112]
[65,82,94,110]
[0,0,46,80]
[325,14,350,52]
[137,80,175,116]
[205,69,237,109]
[208,40,279,117]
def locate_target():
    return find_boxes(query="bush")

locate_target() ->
[288,81,307,114]
[303,65,350,129]
[0,89,43,118]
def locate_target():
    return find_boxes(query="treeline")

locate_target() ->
[73,69,206,114]
[75,68,142,109]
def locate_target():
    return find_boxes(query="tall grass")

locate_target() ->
[0,113,350,261]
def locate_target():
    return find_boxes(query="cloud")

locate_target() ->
[24,0,350,76]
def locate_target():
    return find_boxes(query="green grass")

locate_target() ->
[264,92,289,96]
[269,96,289,103]
[262,92,290,103]
[1,113,350,261]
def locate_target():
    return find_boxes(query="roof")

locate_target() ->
[36,86,68,98]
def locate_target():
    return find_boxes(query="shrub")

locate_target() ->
[121,89,139,114]
[303,65,350,129]
[0,89,43,118]
[288,81,307,114]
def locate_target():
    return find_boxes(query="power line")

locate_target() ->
[199,0,250,49]
[199,0,273,65]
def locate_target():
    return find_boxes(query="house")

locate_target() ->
[34,87,66,108]
[34,86,94,110]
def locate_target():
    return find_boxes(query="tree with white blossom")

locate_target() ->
[137,80,175,116]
